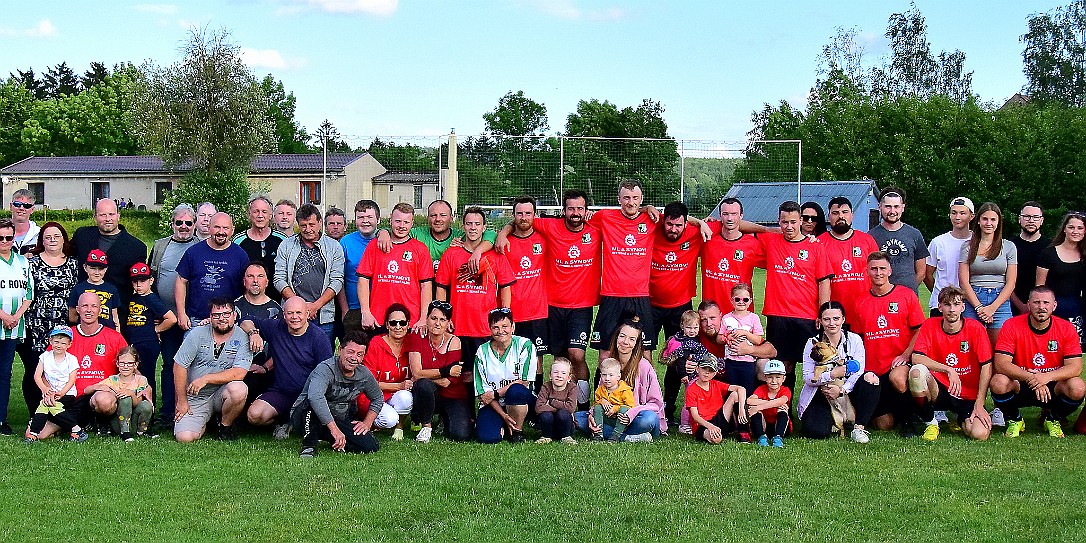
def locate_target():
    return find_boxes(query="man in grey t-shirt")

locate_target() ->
[173,297,254,443]
[869,186,929,293]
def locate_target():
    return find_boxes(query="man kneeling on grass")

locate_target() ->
[293,331,384,457]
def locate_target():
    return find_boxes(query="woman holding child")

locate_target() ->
[406,300,472,443]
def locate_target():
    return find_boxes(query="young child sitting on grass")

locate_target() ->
[746,359,792,448]
[685,354,747,444]
[534,358,578,444]
[83,346,155,442]
[26,325,88,443]
[591,358,636,442]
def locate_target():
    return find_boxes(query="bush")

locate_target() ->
[158,169,253,236]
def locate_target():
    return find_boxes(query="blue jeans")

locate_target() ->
[963,286,1012,329]
[0,338,19,424]
[476,384,535,444]
[574,409,660,439]
[314,320,336,353]
[158,326,184,422]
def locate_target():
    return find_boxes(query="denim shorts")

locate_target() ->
[963,286,1012,329]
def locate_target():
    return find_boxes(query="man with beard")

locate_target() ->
[339,200,380,336]
[818,196,879,324]
[925,197,974,317]
[232,196,286,296]
[502,197,549,391]
[869,187,928,293]
[1009,202,1048,316]
[175,213,249,329]
[700,198,765,315]
[173,297,253,442]
[992,286,1085,438]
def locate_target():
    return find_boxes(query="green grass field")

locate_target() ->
[5,224,1085,541]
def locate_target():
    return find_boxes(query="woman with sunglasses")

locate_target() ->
[406,300,472,442]
[1036,212,1086,346]
[17,222,78,417]
[800,202,827,238]
[363,304,414,441]
[576,317,662,442]
[0,218,34,435]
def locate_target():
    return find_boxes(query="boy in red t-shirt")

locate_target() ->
[685,355,747,444]
[746,359,792,448]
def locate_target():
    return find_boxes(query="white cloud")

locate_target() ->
[134,3,179,15]
[242,47,306,70]
[519,0,626,21]
[0,19,57,38]
[296,0,399,16]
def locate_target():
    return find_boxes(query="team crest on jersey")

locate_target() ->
[718,258,730,272]
[591,331,600,342]
[387,260,400,274]
[568,245,581,259]
[519,256,532,270]
[888,302,899,313]
[637,223,647,234]
[95,343,105,356]
[582,232,592,243]
[852,246,863,257]
[798,249,809,261]
[945,353,959,367]
[1048,340,1058,352]
[1033,353,1046,366]
[877,315,888,328]
[734,250,744,261]
[624,234,636,246]
[783,256,795,270]
[579,332,587,340]
[680,241,690,251]
[960,341,970,353]
[841,259,852,272]
[665,252,677,263]
[402,251,413,262]
[532,243,542,255]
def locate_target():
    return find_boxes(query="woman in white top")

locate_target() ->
[799,301,879,443]
[958,202,1017,346]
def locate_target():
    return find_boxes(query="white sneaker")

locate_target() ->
[933,410,949,424]
[392,428,404,441]
[416,426,432,443]
[623,432,653,443]
[990,408,1006,427]
[272,423,290,441]
[850,427,870,444]
[534,437,553,444]
[678,424,693,435]
[560,436,577,445]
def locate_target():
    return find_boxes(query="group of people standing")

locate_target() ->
[3,180,1084,456]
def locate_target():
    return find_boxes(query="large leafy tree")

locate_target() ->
[1022,1,1086,106]
[367,138,437,171]
[262,75,309,153]
[483,90,549,136]
[0,79,36,165]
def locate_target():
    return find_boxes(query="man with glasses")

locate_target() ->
[233,196,286,301]
[173,297,253,442]
[924,197,975,317]
[148,204,199,427]
[175,213,249,331]
[9,189,39,255]
[1010,202,1048,316]
[869,186,929,293]
[71,198,148,324]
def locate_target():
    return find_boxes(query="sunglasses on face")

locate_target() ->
[0,236,14,242]
[11,202,33,210]
[733,297,751,303]
[801,215,818,222]
[174,220,194,226]
[387,319,409,328]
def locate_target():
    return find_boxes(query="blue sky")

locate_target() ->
[2,1,1067,145]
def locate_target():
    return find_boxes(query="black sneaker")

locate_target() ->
[0,423,12,436]
[120,432,135,443]
[900,421,918,439]
[299,446,317,458]
[140,428,160,439]
[217,423,238,441]
[506,430,525,444]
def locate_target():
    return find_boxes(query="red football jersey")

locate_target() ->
[995,314,1082,374]
[534,218,601,309]
[68,325,128,396]
[700,224,765,314]
[362,335,409,401]
[505,230,548,322]
[685,378,727,435]
[818,230,879,322]
[588,209,656,297]
[649,223,703,308]
[436,247,516,338]
[750,384,793,425]
[852,285,926,376]
[913,317,992,401]
[699,330,727,358]
[760,233,833,320]
[357,238,434,326]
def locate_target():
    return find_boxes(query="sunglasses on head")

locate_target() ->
[429,300,452,311]
[489,307,511,315]
[11,202,33,210]
[386,319,409,328]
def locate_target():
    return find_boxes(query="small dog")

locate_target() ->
[809,341,856,436]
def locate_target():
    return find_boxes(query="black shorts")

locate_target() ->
[547,306,593,355]
[515,318,549,355]
[765,316,817,363]
[459,336,490,365]
[592,296,654,350]
[872,371,899,419]
[1011,380,1060,409]
[932,379,975,422]
[650,302,693,351]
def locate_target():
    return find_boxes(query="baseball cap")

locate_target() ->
[130,262,152,280]
[764,359,787,375]
[697,354,719,370]
[85,249,108,268]
[49,324,73,340]
[950,196,974,213]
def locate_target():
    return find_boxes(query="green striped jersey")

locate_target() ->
[0,252,33,340]
[473,335,537,398]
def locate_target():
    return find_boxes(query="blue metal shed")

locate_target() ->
[710,180,880,232]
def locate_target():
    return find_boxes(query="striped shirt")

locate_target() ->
[473,335,537,398]
[0,251,33,340]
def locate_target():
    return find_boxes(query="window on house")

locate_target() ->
[300,181,321,205]
[155,182,172,205]
[91,182,110,207]
[27,183,45,205]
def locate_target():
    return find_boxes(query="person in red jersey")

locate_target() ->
[990,286,1085,438]
[357,203,433,333]
[436,206,516,365]
[909,286,993,441]
[503,196,549,392]
[818,196,879,324]
[496,189,601,411]
[852,251,926,435]
[700,198,765,315]
[760,200,833,391]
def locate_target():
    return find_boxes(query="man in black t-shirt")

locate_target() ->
[1009,202,1048,316]
[235,262,283,405]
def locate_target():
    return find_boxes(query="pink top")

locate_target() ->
[626,358,667,434]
